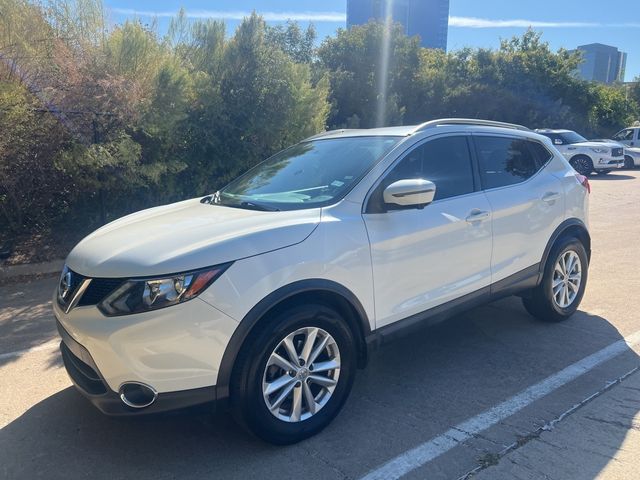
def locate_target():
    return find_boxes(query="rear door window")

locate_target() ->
[475,136,542,190]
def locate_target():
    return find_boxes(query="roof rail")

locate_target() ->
[411,118,530,134]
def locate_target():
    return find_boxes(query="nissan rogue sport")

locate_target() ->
[54,119,591,444]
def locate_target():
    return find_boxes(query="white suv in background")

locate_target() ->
[535,129,625,175]
[611,126,640,168]
[54,119,591,444]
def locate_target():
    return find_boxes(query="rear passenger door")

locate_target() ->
[473,135,564,284]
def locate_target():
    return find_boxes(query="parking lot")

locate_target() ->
[1,170,640,480]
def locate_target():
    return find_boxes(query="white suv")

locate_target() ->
[54,119,591,444]
[611,126,640,168]
[535,129,625,175]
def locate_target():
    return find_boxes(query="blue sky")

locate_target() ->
[105,0,640,81]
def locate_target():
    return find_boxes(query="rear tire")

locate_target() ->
[230,304,356,444]
[522,236,588,323]
[570,155,594,176]
[624,155,635,169]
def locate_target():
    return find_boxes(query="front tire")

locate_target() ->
[624,155,635,169]
[522,236,588,322]
[230,304,356,444]
[570,155,594,176]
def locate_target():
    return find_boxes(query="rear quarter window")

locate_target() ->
[528,142,553,168]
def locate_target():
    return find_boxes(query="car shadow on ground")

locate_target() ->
[1,298,638,480]
[589,173,636,181]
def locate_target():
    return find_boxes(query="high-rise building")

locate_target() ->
[575,43,627,84]
[346,0,450,51]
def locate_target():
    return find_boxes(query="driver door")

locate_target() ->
[363,134,493,328]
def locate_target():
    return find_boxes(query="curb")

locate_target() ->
[0,259,64,281]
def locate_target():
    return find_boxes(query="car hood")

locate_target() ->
[569,141,621,149]
[66,198,321,278]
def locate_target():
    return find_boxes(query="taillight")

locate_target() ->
[575,173,590,194]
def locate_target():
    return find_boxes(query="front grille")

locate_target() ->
[612,147,623,157]
[59,268,125,308]
[67,272,84,292]
[56,269,85,310]
[78,278,125,306]
[60,342,107,395]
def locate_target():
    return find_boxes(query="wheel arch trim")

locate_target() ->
[539,218,591,282]
[215,279,371,404]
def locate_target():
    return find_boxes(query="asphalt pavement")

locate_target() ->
[1,170,639,480]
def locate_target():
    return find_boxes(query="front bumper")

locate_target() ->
[594,157,624,170]
[53,281,240,415]
[57,319,218,415]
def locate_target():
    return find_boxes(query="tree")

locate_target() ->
[0,81,71,232]
[1,2,639,246]
[317,21,421,128]
[266,21,316,64]
[170,13,329,195]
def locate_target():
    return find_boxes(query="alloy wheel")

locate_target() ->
[552,250,582,308]
[572,157,592,176]
[262,327,341,422]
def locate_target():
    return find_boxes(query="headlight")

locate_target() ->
[98,264,231,316]
[590,147,609,154]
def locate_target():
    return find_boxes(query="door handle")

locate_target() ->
[542,192,561,203]
[465,210,490,223]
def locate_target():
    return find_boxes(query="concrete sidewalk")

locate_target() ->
[475,370,640,480]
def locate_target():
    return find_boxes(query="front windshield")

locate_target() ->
[216,136,400,211]
[560,131,588,144]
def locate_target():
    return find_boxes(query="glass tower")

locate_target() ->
[346,0,450,51]
[576,43,627,84]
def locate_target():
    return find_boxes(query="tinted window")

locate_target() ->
[528,142,553,167]
[385,136,475,201]
[559,131,588,144]
[475,136,540,189]
[539,133,564,145]
[614,129,634,141]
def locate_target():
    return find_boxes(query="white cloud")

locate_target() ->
[110,8,347,22]
[450,16,640,28]
[110,9,640,29]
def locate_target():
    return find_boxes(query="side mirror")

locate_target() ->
[383,179,436,208]
[554,138,563,145]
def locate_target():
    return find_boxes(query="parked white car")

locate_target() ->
[611,126,640,168]
[535,129,625,175]
[54,119,591,444]
[591,138,639,169]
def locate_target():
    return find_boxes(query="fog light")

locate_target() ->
[119,382,157,408]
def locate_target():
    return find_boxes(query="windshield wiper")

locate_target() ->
[201,191,221,205]
[239,201,280,212]
[206,191,279,211]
